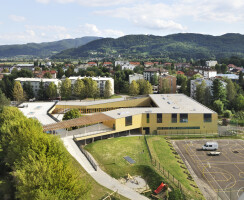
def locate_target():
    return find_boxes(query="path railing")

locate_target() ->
[76,143,97,171]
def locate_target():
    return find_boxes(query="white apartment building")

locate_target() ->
[115,61,129,66]
[121,63,136,71]
[203,70,217,79]
[190,78,226,98]
[206,60,218,67]
[129,73,144,84]
[68,76,114,96]
[15,78,61,96]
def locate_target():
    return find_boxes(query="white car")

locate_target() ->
[202,142,218,151]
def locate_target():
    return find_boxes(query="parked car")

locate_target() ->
[202,142,218,151]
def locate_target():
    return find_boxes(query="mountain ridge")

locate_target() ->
[51,33,244,60]
[0,36,102,58]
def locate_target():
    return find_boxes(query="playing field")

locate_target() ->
[174,140,244,200]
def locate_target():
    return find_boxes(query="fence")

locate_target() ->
[76,143,97,171]
[144,136,190,199]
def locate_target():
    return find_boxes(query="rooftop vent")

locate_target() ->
[167,101,171,104]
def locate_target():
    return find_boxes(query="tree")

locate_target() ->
[13,81,24,102]
[137,79,152,95]
[73,78,85,100]
[159,79,170,94]
[221,64,227,74]
[195,80,206,104]
[0,89,10,110]
[2,68,9,73]
[129,80,139,96]
[213,100,224,114]
[34,66,41,71]
[63,109,81,120]
[239,71,244,88]
[204,86,212,106]
[176,74,187,85]
[65,67,74,77]
[60,78,71,100]
[211,79,227,104]
[233,94,244,111]
[38,80,47,100]
[91,81,100,100]
[43,72,52,78]
[151,73,158,85]
[23,82,34,99]
[17,69,33,78]
[57,67,64,79]
[46,82,57,100]
[104,80,112,98]
[179,79,187,94]
[226,79,236,103]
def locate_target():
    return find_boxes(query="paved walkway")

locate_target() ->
[62,137,149,200]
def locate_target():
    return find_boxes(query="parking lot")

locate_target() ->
[174,140,244,200]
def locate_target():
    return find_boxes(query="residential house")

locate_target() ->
[158,75,177,93]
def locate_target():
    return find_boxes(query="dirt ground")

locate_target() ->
[173,139,244,200]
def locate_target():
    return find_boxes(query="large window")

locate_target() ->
[157,126,200,130]
[180,114,188,123]
[172,114,177,123]
[157,113,162,123]
[125,116,132,126]
[146,113,150,123]
[204,114,212,122]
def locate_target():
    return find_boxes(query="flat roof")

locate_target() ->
[15,77,60,82]
[18,102,56,125]
[104,94,215,119]
[68,76,113,81]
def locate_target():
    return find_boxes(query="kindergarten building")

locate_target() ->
[43,94,218,143]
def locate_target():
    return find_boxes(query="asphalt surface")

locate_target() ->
[174,139,244,200]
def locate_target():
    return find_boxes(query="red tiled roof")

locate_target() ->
[88,62,97,65]
[144,62,154,65]
[176,71,185,75]
[103,62,112,65]
[130,62,140,66]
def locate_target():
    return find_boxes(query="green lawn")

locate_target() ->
[146,136,204,200]
[84,136,205,200]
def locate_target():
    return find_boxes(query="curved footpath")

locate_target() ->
[62,137,149,200]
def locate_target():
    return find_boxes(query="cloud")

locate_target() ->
[94,0,244,32]
[9,15,26,22]
[77,23,124,37]
[36,0,136,6]
[0,23,123,45]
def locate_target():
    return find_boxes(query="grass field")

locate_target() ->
[146,136,204,200]
[84,136,165,192]
[84,136,204,199]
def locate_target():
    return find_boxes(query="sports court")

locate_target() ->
[174,140,244,200]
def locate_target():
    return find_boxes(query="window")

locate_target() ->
[146,113,150,123]
[125,116,132,126]
[204,114,212,122]
[180,114,188,123]
[157,126,200,130]
[172,114,177,123]
[157,113,162,123]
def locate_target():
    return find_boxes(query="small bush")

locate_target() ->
[223,110,232,118]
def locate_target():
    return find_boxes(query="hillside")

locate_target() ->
[51,33,244,60]
[0,36,101,58]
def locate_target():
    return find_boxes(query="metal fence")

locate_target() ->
[76,143,97,171]
[144,136,191,199]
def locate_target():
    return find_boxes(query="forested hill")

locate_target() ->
[51,33,244,60]
[0,36,101,58]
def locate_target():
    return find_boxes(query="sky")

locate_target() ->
[1,0,244,45]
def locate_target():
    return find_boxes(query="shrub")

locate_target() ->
[223,110,232,118]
